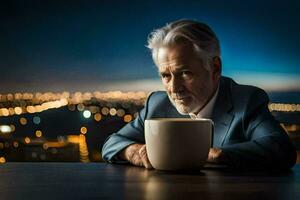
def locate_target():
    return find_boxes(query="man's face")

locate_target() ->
[156,42,220,115]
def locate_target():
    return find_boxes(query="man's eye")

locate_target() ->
[181,71,192,77]
[161,73,171,79]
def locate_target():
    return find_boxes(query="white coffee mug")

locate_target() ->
[145,118,213,170]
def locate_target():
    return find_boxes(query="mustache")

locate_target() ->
[170,93,190,99]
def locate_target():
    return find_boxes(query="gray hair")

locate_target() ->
[146,19,221,71]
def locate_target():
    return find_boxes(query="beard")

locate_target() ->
[167,93,201,115]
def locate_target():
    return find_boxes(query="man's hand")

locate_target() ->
[118,144,153,169]
[207,148,227,163]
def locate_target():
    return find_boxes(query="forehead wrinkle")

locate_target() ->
[157,45,194,73]
[158,54,190,73]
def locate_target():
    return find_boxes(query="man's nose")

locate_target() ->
[170,77,183,93]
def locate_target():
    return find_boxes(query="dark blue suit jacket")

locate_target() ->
[102,77,296,170]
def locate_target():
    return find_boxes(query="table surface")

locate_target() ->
[0,162,299,200]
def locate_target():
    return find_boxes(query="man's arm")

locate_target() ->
[101,92,156,164]
[101,106,147,163]
[219,90,297,170]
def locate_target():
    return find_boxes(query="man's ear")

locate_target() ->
[211,56,222,80]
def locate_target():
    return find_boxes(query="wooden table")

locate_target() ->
[0,163,299,200]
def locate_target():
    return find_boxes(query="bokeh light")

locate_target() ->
[2,108,9,116]
[20,117,27,125]
[83,110,91,118]
[109,108,117,116]
[117,109,125,117]
[80,127,88,134]
[124,114,133,123]
[14,107,23,115]
[0,157,6,164]
[8,107,15,115]
[77,103,85,111]
[35,130,42,137]
[24,137,31,144]
[33,116,41,124]
[101,107,109,115]
[94,113,102,121]
[13,141,19,148]
[0,125,12,133]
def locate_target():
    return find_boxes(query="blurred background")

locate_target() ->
[0,0,299,163]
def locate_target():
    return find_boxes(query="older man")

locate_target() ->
[102,19,296,170]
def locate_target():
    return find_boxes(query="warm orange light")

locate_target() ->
[80,127,88,134]
[24,137,31,144]
[8,107,15,115]
[14,107,22,115]
[35,130,42,137]
[124,114,133,123]
[20,117,27,125]
[0,157,6,164]
[94,113,102,121]
[26,106,35,113]
[269,103,300,112]
[67,135,80,143]
[2,108,9,116]
[7,93,14,101]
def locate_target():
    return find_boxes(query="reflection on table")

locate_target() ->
[0,163,299,200]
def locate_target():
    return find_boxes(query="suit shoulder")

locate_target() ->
[226,77,269,103]
[147,91,169,105]
[144,91,177,118]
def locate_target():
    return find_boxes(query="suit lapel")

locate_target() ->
[162,77,234,147]
[211,77,234,147]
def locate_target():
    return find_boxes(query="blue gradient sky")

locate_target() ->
[1,0,300,92]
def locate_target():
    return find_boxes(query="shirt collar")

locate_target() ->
[189,85,219,119]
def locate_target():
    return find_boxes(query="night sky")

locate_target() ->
[1,0,300,93]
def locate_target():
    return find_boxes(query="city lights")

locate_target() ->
[0,90,299,163]
[83,110,91,118]
[14,107,22,115]
[0,157,6,164]
[77,103,85,111]
[35,130,43,137]
[269,103,300,112]
[117,109,125,117]
[13,141,19,148]
[94,113,102,121]
[124,114,133,123]
[80,127,88,134]
[33,116,41,125]
[24,137,31,144]
[0,125,12,133]
[109,108,117,116]
[19,117,27,125]
[101,107,109,115]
